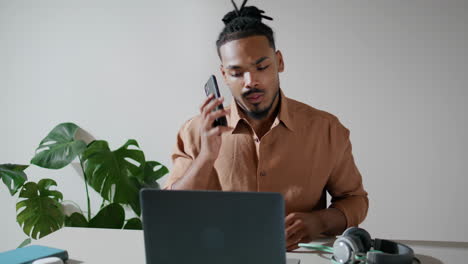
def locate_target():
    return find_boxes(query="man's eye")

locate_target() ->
[231,72,243,77]
[258,65,270,71]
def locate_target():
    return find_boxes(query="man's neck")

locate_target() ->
[245,93,280,139]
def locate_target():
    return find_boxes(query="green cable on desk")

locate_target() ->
[298,243,383,263]
[297,243,334,253]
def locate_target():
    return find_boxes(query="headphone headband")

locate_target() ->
[332,228,415,264]
[366,239,414,264]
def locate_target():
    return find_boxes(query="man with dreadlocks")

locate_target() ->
[164,0,368,251]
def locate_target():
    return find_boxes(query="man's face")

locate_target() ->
[219,35,284,120]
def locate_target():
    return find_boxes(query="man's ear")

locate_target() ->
[220,64,228,82]
[276,50,285,73]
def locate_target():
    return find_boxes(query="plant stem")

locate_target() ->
[79,155,91,221]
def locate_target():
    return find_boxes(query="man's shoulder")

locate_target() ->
[287,97,340,125]
[178,114,202,134]
[286,97,350,139]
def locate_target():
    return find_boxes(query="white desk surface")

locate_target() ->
[35,227,468,264]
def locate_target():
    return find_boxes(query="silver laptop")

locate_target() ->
[140,189,300,264]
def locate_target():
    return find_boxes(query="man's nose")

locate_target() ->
[244,72,259,88]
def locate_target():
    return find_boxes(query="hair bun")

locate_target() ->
[222,2,273,25]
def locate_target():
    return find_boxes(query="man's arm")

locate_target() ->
[285,121,368,251]
[317,207,348,236]
[326,124,369,228]
[164,95,232,190]
[170,153,221,190]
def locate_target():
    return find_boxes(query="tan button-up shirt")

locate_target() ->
[165,91,368,227]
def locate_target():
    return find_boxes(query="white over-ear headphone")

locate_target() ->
[300,227,415,264]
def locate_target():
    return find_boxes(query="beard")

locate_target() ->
[239,88,280,120]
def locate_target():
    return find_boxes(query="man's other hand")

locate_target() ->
[284,212,326,251]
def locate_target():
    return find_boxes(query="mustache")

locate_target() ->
[242,88,264,98]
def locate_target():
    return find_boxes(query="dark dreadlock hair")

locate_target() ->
[216,0,275,58]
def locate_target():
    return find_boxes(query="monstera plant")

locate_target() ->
[0,123,168,247]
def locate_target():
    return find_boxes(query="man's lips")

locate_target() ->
[245,93,264,104]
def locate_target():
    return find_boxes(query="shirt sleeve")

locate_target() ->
[163,119,196,189]
[163,118,220,190]
[326,121,369,228]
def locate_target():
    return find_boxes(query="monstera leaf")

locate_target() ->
[16,179,65,239]
[18,238,32,248]
[64,204,126,229]
[142,161,168,189]
[82,139,145,215]
[123,217,142,230]
[31,123,86,169]
[65,212,88,227]
[88,203,125,229]
[0,164,28,195]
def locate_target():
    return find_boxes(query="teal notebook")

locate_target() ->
[0,245,68,264]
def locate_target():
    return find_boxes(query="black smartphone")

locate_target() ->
[204,75,228,127]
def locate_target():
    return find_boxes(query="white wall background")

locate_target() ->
[1,0,467,251]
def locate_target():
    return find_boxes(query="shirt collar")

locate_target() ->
[229,89,295,133]
[278,90,294,131]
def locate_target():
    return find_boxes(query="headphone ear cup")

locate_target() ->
[342,227,373,252]
[333,236,360,263]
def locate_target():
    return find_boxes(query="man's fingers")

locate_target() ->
[286,229,306,249]
[285,219,304,239]
[286,244,299,252]
[206,125,233,137]
[286,231,304,249]
[287,236,310,252]
[285,212,300,227]
[285,217,307,250]
[199,94,215,112]
[202,97,224,118]
[204,109,229,129]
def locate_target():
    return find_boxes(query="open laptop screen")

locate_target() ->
[140,189,286,264]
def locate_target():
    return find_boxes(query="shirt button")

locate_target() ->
[254,138,260,143]
[260,171,266,177]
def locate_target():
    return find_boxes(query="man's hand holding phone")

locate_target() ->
[198,94,233,163]
[170,75,233,190]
